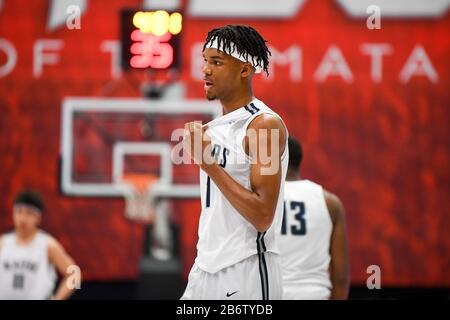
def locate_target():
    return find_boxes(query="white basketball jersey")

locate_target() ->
[195,98,289,274]
[0,230,56,300]
[279,180,333,299]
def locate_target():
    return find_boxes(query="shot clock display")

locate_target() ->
[121,10,182,71]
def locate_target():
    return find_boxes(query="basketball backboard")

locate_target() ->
[60,97,221,198]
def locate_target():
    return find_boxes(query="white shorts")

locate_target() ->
[181,252,282,300]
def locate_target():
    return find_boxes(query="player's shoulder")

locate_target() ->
[295,179,326,195]
[46,234,59,246]
[301,179,322,189]
[323,190,345,223]
[248,99,282,123]
[247,112,286,134]
[43,233,63,251]
[0,231,15,248]
[47,235,69,263]
[247,113,287,156]
[324,190,340,203]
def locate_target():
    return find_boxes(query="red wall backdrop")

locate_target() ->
[0,0,449,286]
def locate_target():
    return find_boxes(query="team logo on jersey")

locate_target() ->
[211,144,229,168]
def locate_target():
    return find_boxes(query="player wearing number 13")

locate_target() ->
[279,137,350,299]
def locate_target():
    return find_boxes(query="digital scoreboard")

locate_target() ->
[121,10,182,71]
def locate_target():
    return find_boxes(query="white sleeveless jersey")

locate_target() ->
[279,180,333,299]
[195,98,289,274]
[0,230,56,300]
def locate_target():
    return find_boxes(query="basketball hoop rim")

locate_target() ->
[121,173,160,194]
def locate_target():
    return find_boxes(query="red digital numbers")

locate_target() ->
[130,30,174,69]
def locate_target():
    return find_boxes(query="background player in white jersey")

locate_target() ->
[279,137,349,299]
[181,25,289,300]
[0,190,78,300]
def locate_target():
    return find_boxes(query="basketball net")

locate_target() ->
[120,173,173,261]
[122,173,159,224]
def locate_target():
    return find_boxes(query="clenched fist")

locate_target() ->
[183,121,214,166]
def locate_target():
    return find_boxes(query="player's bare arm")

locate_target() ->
[48,236,78,300]
[325,191,350,300]
[184,114,286,232]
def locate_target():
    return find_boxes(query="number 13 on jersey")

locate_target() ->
[281,201,307,236]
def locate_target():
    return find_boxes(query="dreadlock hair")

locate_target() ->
[203,25,271,76]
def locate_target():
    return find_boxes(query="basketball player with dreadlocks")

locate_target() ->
[181,25,289,300]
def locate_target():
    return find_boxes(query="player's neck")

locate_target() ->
[286,171,301,181]
[16,229,38,245]
[220,88,254,115]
